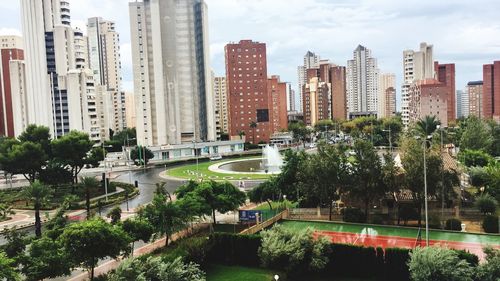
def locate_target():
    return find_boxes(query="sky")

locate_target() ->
[1,0,500,110]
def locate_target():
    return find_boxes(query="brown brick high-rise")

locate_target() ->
[225,40,269,143]
[0,44,24,137]
[483,61,500,120]
[434,62,456,123]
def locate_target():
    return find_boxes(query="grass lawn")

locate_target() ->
[206,264,275,281]
[165,157,272,180]
[254,201,298,210]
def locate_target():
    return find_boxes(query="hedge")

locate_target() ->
[207,233,261,267]
[384,248,411,281]
[482,215,499,233]
[342,207,366,223]
[445,218,462,231]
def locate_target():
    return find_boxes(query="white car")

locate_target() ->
[210,154,222,161]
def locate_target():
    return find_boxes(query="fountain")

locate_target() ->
[261,144,283,173]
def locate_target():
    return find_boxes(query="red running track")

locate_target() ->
[313,230,500,260]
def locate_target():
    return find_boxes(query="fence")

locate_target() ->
[239,209,289,235]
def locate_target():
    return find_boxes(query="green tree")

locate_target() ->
[475,194,498,215]
[0,252,19,281]
[22,237,72,281]
[80,176,100,219]
[107,206,122,225]
[108,256,205,281]
[288,120,310,147]
[175,180,246,225]
[249,121,257,144]
[275,149,308,202]
[486,119,500,156]
[484,162,500,201]
[349,139,387,221]
[39,160,73,185]
[51,131,94,183]
[400,136,444,226]
[416,115,440,136]
[3,228,28,263]
[476,247,500,281]
[460,116,493,152]
[58,218,130,280]
[23,180,52,237]
[458,149,493,167]
[259,225,330,275]
[18,124,52,156]
[86,146,105,168]
[408,246,475,281]
[130,146,154,165]
[121,218,154,253]
[0,203,15,220]
[468,166,490,191]
[0,141,47,183]
[248,178,279,210]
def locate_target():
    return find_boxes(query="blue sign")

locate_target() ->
[239,210,262,222]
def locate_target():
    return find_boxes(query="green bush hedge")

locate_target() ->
[207,233,261,267]
[445,218,462,231]
[342,207,366,223]
[384,248,411,281]
[482,215,499,233]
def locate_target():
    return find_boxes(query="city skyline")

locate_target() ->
[2,0,500,111]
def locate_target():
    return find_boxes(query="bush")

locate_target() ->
[370,214,384,225]
[476,247,500,281]
[398,205,419,225]
[325,244,379,278]
[342,207,366,223]
[428,214,441,229]
[458,149,493,167]
[408,247,475,281]
[454,250,479,267]
[482,215,499,233]
[445,218,462,231]
[475,194,498,215]
[384,248,411,281]
[208,233,261,267]
[258,225,330,276]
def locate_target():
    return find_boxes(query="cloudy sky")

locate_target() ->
[2,0,500,109]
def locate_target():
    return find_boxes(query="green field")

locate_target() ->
[206,264,275,281]
[254,201,298,210]
[278,220,500,245]
[165,157,272,180]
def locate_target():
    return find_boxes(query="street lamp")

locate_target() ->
[192,140,199,179]
[436,125,446,229]
[124,136,136,184]
[102,143,113,201]
[274,274,280,281]
[415,135,432,246]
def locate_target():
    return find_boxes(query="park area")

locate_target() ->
[164,157,272,180]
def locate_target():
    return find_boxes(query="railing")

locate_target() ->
[239,209,289,235]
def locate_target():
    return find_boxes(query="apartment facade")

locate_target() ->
[467,81,483,118]
[267,75,288,132]
[213,75,228,137]
[225,40,271,143]
[401,43,434,127]
[0,36,24,137]
[297,51,320,113]
[347,45,379,119]
[129,0,215,146]
[378,73,396,118]
[483,61,500,120]
[408,79,449,127]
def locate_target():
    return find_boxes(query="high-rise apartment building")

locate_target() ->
[225,40,270,143]
[330,65,347,120]
[213,75,228,137]
[378,73,396,118]
[297,51,320,113]
[435,62,456,123]
[124,92,136,129]
[456,89,469,119]
[20,0,101,140]
[483,61,500,120]
[0,36,24,137]
[267,75,288,133]
[87,17,126,137]
[129,0,215,146]
[408,79,450,126]
[286,84,295,112]
[401,43,434,127]
[347,45,379,119]
[467,81,483,117]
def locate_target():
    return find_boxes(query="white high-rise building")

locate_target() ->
[347,45,379,118]
[297,51,320,113]
[87,17,126,138]
[378,73,396,118]
[401,42,434,127]
[456,89,469,118]
[20,0,101,140]
[129,0,215,146]
[212,75,228,137]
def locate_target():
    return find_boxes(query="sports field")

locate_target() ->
[278,220,500,259]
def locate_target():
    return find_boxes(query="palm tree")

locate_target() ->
[0,203,15,219]
[80,176,99,219]
[155,181,172,201]
[416,115,440,136]
[23,180,52,237]
[250,121,258,144]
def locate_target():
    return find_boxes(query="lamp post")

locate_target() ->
[102,143,113,201]
[415,135,431,246]
[192,140,199,179]
[124,136,136,184]
[437,125,445,228]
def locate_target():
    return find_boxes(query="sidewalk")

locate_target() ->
[0,209,86,232]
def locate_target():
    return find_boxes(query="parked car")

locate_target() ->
[210,154,222,161]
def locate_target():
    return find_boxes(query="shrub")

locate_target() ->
[208,233,261,267]
[408,246,475,281]
[445,218,462,231]
[475,194,498,215]
[258,225,330,276]
[342,207,366,223]
[476,247,500,281]
[482,215,499,233]
[428,214,442,229]
[325,243,379,278]
[454,250,479,267]
[370,214,384,225]
[384,248,411,281]
[458,149,493,167]
[398,205,419,225]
